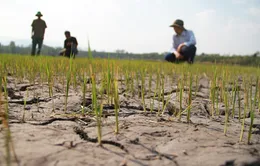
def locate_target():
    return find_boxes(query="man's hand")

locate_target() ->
[177,43,185,53]
[174,51,184,59]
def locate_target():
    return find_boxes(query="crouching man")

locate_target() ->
[165,19,197,64]
[59,31,78,58]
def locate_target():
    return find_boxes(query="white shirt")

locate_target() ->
[170,29,196,53]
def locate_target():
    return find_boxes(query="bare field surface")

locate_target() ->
[1,73,260,166]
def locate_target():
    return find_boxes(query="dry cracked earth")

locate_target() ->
[0,75,260,166]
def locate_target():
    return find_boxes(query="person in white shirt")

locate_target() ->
[165,19,197,63]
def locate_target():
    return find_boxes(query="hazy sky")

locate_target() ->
[0,0,260,54]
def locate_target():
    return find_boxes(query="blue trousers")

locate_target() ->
[165,45,196,63]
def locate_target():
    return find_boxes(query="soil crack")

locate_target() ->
[73,127,129,153]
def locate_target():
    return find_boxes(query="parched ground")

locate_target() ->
[0,75,260,166]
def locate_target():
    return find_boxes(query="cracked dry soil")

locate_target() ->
[0,76,260,166]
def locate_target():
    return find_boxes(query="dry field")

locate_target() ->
[0,54,260,166]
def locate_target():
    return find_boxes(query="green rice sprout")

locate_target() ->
[177,104,193,119]
[231,80,237,118]
[125,69,130,92]
[238,87,241,122]
[114,69,120,134]
[107,60,112,105]
[220,70,225,102]
[90,65,102,145]
[131,72,135,97]
[248,77,256,144]
[72,67,77,90]
[64,68,71,112]
[187,72,193,123]
[151,87,157,112]
[254,76,258,110]
[148,72,152,111]
[161,73,165,112]
[210,80,215,116]
[211,69,218,116]
[161,92,172,115]
[224,89,229,135]
[194,74,199,97]
[178,74,184,121]
[249,77,253,117]
[46,62,55,112]
[110,63,115,105]
[141,69,146,112]
[46,62,52,98]
[248,100,255,144]
[81,72,87,115]
[216,79,220,116]
[240,79,248,142]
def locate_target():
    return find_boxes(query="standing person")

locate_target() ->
[165,19,197,64]
[60,31,78,58]
[31,11,47,56]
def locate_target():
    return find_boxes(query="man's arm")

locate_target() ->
[31,20,35,38]
[184,30,196,46]
[44,21,47,28]
[74,37,78,47]
[64,40,66,48]
[43,21,47,38]
[170,36,182,59]
[176,31,196,54]
[43,29,45,39]
[169,36,177,53]
[74,38,78,53]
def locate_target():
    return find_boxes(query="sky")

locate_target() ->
[0,0,260,55]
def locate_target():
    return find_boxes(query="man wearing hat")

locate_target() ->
[165,19,196,63]
[31,11,47,56]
